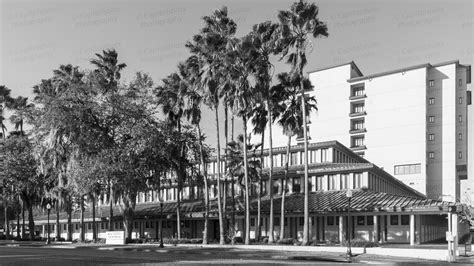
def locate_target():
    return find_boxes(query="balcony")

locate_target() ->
[351,145,367,151]
[349,111,367,117]
[349,94,366,100]
[349,128,367,134]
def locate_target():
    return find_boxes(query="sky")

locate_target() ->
[1,0,473,153]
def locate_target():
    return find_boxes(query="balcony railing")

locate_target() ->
[349,111,367,117]
[349,128,367,134]
[349,94,366,100]
[350,145,367,151]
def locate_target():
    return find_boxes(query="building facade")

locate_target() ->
[29,141,470,246]
[261,60,471,202]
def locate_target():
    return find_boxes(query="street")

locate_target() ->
[0,245,452,265]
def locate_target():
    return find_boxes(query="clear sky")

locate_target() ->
[1,0,473,152]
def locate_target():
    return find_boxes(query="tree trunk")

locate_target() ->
[4,200,9,239]
[122,193,137,242]
[267,100,275,243]
[21,200,25,239]
[197,125,209,245]
[55,201,60,241]
[256,130,264,241]
[80,196,85,242]
[27,201,35,240]
[214,106,225,245]
[223,104,228,238]
[242,116,250,245]
[300,72,310,246]
[280,134,291,240]
[109,183,114,230]
[66,198,72,242]
[92,195,97,242]
[16,208,20,238]
[176,185,181,240]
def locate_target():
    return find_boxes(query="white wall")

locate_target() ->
[362,67,427,195]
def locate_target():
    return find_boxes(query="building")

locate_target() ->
[30,141,470,246]
[261,60,471,202]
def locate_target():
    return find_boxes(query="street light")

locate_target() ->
[159,195,164,248]
[346,190,353,262]
[46,203,51,244]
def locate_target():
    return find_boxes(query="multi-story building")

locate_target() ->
[264,60,471,202]
[30,141,469,246]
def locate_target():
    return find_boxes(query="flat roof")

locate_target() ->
[307,61,363,77]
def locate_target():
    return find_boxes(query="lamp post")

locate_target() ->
[159,196,164,248]
[346,190,352,262]
[46,203,51,244]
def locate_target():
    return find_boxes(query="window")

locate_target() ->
[459,152,463,159]
[335,216,339,226]
[428,152,435,159]
[184,220,190,228]
[354,173,363,188]
[316,176,325,191]
[64,224,67,230]
[394,164,421,175]
[290,152,299,165]
[321,149,328,162]
[459,79,462,86]
[88,223,92,230]
[275,217,280,226]
[428,98,435,105]
[120,222,123,229]
[352,86,365,97]
[367,216,374,226]
[459,97,463,104]
[134,221,138,229]
[150,221,154,228]
[328,175,337,190]
[352,119,365,130]
[459,115,463,123]
[105,223,109,229]
[401,215,409,225]
[292,178,301,193]
[273,181,279,194]
[284,218,288,226]
[353,103,365,113]
[352,136,364,147]
[327,216,334,226]
[101,223,104,229]
[459,133,463,141]
[299,217,304,226]
[357,216,365,226]
[75,224,79,230]
[428,116,435,123]
[250,218,255,226]
[429,80,434,87]
[390,215,399,225]
[145,221,149,228]
[340,174,350,189]
[428,134,435,141]
[162,221,167,228]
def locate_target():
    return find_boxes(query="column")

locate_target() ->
[380,216,386,243]
[410,214,415,246]
[373,215,378,243]
[339,216,344,243]
[452,213,458,256]
[416,215,422,244]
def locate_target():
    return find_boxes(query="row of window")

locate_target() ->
[428,151,464,159]
[428,79,463,88]
[250,215,411,227]
[261,148,331,168]
[427,133,463,142]
[394,164,421,175]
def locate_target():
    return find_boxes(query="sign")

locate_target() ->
[466,244,472,252]
[446,231,454,241]
[106,231,125,245]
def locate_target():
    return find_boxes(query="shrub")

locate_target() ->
[190,238,203,244]
[276,238,297,245]
[341,240,379,248]
[233,236,243,243]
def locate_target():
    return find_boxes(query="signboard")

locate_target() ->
[106,231,125,245]
[446,231,454,241]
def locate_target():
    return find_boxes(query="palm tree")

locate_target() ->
[179,55,212,244]
[275,73,316,240]
[278,0,328,245]
[90,49,127,94]
[0,85,12,139]
[247,21,280,243]
[7,96,33,135]
[186,6,237,245]
[155,71,186,240]
[226,35,259,245]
